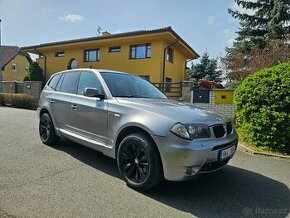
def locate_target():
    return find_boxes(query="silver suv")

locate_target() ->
[38,69,238,190]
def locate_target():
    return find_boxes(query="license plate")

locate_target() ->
[220,146,235,160]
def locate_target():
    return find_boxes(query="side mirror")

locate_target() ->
[84,88,105,99]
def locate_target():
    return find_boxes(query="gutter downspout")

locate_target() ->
[34,48,47,83]
[162,38,178,92]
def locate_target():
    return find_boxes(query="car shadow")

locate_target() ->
[55,139,290,218]
[54,139,122,179]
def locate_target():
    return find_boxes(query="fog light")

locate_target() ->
[185,167,193,175]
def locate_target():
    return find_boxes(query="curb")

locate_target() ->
[238,143,290,160]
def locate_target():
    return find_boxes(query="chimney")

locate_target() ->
[102,31,111,36]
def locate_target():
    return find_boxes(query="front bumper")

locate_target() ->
[152,132,238,181]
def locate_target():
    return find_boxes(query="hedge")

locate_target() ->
[0,93,37,110]
[234,63,290,154]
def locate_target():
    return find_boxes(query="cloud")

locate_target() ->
[207,16,216,25]
[228,2,256,23]
[223,29,236,47]
[231,2,256,16]
[228,16,237,24]
[227,38,235,47]
[59,14,85,22]
[223,29,231,36]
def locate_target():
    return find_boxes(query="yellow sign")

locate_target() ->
[214,90,234,104]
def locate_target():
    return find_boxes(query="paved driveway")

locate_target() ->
[0,107,289,218]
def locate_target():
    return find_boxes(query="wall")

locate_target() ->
[2,82,18,93]
[180,81,192,101]
[23,81,43,101]
[164,43,187,83]
[2,54,30,81]
[1,81,42,101]
[36,38,189,83]
[191,89,235,118]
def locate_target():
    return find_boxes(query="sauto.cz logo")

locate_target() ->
[242,207,253,216]
[242,207,288,216]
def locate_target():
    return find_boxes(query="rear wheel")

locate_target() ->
[117,133,163,191]
[39,113,59,145]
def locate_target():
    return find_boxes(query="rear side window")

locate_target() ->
[48,74,61,90]
[55,74,64,91]
[61,72,80,94]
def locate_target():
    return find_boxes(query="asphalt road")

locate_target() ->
[0,107,289,218]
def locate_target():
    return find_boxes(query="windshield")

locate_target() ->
[100,72,167,99]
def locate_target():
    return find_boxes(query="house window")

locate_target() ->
[109,46,121,52]
[166,48,174,63]
[165,77,172,92]
[130,44,151,59]
[25,67,29,73]
[12,64,17,72]
[84,49,100,62]
[55,51,65,57]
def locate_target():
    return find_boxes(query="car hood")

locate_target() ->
[116,98,225,126]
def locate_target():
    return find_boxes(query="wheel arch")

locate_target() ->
[114,126,162,171]
[39,107,50,118]
[39,107,60,137]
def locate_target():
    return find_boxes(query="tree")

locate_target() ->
[189,52,222,83]
[228,0,290,54]
[223,0,290,85]
[23,62,44,82]
[222,40,290,85]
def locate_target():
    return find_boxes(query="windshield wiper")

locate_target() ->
[114,95,141,98]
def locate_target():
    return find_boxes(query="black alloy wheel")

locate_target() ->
[117,133,163,191]
[39,113,59,145]
[120,140,150,183]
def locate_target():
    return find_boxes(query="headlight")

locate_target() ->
[171,123,210,140]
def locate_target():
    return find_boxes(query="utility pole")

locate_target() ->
[0,19,2,92]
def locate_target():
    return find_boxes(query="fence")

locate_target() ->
[191,89,235,118]
[1,81,235,118]
[1,81,43,102]
[152,82,182,98]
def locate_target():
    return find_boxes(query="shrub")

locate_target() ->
[23,62,44,82]
[0,94,5,106]
[234,63,290,154]
[0,93,37,109]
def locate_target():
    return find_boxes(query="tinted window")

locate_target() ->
[60,72,80,94]
[100,72,166,99]
[48,74,61,90]
[77,71,103,95]
[55,74,64,91]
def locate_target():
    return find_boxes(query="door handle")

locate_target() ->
[71,104,78,110]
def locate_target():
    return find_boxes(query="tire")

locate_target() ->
[39,113,59,145]
[117,132,163,191]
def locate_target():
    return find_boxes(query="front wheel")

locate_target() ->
[39,113,59,145]
[117,133,163,191]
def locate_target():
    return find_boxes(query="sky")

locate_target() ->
[0,0,244,61]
